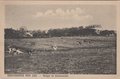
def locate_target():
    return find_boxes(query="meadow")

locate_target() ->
[4,36,116,74]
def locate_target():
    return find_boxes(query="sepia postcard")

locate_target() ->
[0,0,120,79]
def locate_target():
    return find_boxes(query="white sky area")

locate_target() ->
[5,5,116,31]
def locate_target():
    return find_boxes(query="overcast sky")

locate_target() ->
[5,5,116,31]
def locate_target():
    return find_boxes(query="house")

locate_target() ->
[24,32,33,37]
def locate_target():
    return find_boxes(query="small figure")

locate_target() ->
[51,44,58,54]
[51,45,58,51]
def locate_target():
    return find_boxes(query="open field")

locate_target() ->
[4,36,116,74]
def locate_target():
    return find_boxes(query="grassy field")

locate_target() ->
[4,36,116,74]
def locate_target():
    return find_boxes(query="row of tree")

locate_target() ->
[5,25,116,39]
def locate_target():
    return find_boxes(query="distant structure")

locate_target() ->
[24,32,33,37]
[95,30,100,35]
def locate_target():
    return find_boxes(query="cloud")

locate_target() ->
[32,8,93,30]
[33,8,93,20]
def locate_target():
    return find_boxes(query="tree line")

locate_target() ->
[4,25,116,39]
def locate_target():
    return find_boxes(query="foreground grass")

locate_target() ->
[5,36,116,74]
